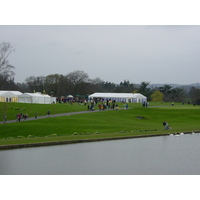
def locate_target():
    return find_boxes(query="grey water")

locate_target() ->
[1,133,200,175]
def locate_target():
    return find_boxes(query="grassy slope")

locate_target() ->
[0,102,200,145]
[0,102,88,120]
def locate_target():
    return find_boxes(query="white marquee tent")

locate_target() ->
[88,93,147,103]
[18,93,53,104]
[0,91,22,102]
[132,93,147,103]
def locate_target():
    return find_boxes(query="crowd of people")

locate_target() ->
[86,98,129,111]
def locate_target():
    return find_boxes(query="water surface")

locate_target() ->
[0,133,200,175]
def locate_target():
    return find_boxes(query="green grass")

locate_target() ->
[0,102,89,120]
[0,102,200,146]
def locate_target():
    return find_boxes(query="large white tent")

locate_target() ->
[88,93,147,103]
[0,91,22,102]
[132,93,147,103]
[18,93,53,104]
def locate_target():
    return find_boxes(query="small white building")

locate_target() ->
[88,92,147,103]
[18,93,53,104]
[0,90,22,102]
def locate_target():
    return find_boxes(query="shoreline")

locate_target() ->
[0,131,199,150]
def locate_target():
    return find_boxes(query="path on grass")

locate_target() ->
[0,109,115,124]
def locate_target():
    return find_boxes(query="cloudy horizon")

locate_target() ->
[1,25,200,85]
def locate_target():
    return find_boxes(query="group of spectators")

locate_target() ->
[16,113,28,122]
[15,110,51,122]
[87,99,129,111]
[56,97,90,104]
[97,102,119,111]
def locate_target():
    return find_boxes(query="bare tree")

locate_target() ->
[66,70,90,95]
[0,42,15,86]
[44,74,61,96]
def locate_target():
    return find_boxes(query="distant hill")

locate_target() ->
[148,83,200,91]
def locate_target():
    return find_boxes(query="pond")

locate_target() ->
[1,133,200,175]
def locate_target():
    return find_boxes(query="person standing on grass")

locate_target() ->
[116,104,119,110]
[17,114,21,122]
[23,114,28,121]
[47,110,50,117]
[3,115,6,123]
[124,103,126,109]
[35,112,38,119]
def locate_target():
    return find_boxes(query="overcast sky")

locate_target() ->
[1,25,200,85]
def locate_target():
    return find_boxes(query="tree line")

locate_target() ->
[1,42,200,104]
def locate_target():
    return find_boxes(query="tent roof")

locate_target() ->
[89,92,146,98]
[0,91,22,96]
[89,93,146,98]
[132,93,147,98]
[19,93,50,97]
[89,93,133,98]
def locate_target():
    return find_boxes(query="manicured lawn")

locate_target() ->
[0,102,200,146]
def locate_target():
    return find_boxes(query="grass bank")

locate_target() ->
[0,102,200,147]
